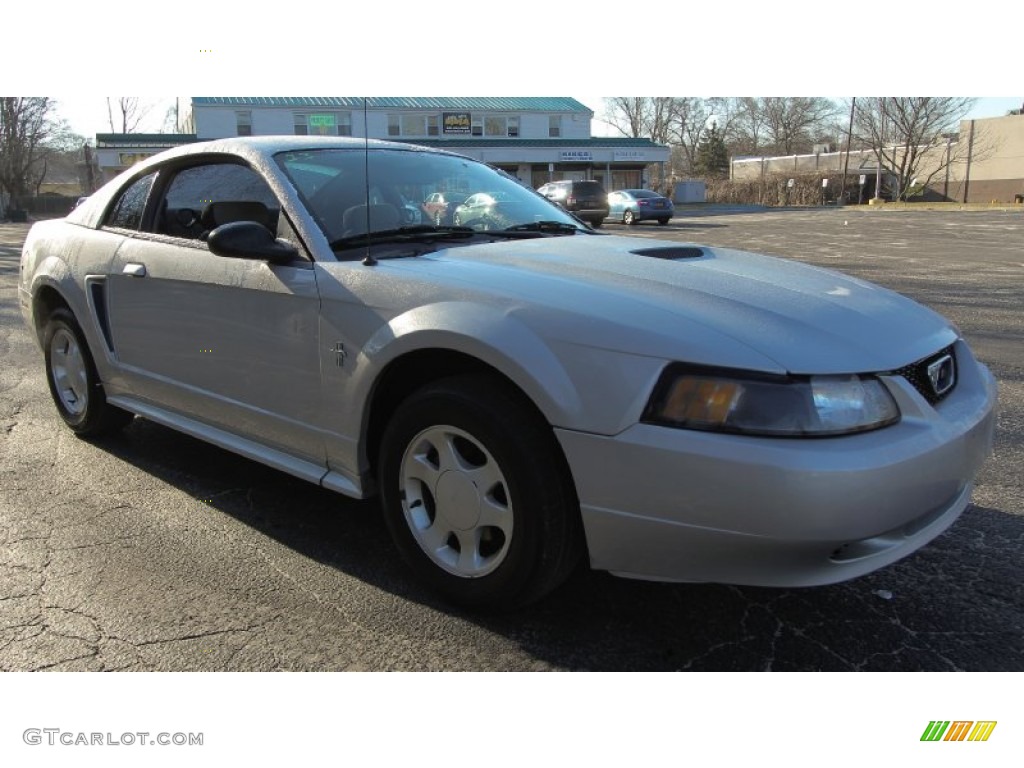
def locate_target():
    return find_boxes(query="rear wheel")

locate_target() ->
[378,375,583,609]
[623,210,636,225]
[43,308,133,437]
[657,218,669,226]
[589,218,603,228]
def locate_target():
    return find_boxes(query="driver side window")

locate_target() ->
[155,163,281,241]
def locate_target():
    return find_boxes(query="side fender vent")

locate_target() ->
[630,246,705,260]
[86,277,115,353]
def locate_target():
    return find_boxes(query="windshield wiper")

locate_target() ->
[330,225,476,250]
[499,220,585,236]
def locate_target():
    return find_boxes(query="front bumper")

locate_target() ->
[556,341,998,587]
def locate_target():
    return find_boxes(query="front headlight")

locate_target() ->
[642,366,900,437]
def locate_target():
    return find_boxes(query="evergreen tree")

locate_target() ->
[695,123,729,179]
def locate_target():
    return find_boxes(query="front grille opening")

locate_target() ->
[892,345,957,405]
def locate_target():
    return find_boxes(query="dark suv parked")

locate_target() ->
[536,180,609,227]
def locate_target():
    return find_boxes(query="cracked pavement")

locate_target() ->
[1,211,1022,671]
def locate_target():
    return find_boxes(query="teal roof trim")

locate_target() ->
[191,97,592,113]
[396,137,668,149]
[96,133,198,146]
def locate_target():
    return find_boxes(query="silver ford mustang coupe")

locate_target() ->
[18,136,997,608]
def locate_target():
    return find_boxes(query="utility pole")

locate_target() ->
[963,120,975,204]
[83,143,95,194]
[871,99,885,204]
[943,135,952,201]
[841,97,855,204]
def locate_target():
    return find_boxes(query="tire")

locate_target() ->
[433,211,443,226]
[623,210,636,225]
[43,307,133,437]
[378,375,583,609]
[589,218,603,228]
[657,218,669,226]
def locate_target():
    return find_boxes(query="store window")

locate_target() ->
[236,111,252,136]
[295,113,350,136]
[402,115,423,136]
[465,114,524,138]
[387,114,440,137]
[484,116,505,136]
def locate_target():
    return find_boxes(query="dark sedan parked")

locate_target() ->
[536,180,609,228]
[607,189,673,225]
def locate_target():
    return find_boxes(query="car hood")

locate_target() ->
[409,234,956,374]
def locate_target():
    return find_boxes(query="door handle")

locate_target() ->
[122,263,147,277]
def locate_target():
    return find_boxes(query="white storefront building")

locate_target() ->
[95,97,669,191]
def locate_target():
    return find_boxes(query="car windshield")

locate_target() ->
[275,148,585,249]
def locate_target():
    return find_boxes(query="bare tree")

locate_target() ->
[667,97,731,174]
[854,97,977,200]
[602,97,676,144]
[761,97,839,154]
[604,97,737,177]
[106,97,153,133]
[727,97,770,156]
[728,98,840,156]
[0,97,56,214]
[160,103,178,134]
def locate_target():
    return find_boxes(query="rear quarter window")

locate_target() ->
[104,173,157,230]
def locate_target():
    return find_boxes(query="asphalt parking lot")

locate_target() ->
[1,207,1021,671]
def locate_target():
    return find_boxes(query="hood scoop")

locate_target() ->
[630,246,706,260]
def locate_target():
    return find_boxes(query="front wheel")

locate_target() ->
[43,307,133,437]
[378,375,583,609]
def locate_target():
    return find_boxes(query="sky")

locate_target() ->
[15,3,1017,140]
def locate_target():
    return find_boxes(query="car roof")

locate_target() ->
[147,135,461,165]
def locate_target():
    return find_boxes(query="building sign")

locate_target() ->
[118,153,152,167]
[308,114,336,128]
[443,112,471,134]
[560,150,593,162]
[613,150,647,161]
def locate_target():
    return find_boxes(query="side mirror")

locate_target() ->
[207,221,299,264]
